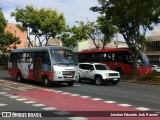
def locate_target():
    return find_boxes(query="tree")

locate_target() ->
[0,8,20,53]
[75,20,117,50]
[11,5,66,47]
[91,0,160,74]
[61,20,117,50]
[60,25,88,50]
[97,16,118,49]
[0,31,21,53]
[0,8,7,34]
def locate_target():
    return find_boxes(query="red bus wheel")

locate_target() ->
[16,74,22,82]
[43,77,51,87]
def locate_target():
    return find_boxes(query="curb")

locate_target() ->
[121,80,160,85]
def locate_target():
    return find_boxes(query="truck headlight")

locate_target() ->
[106,73,109,77]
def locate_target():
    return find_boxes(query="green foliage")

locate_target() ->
[0,8,20,53]
[97,16,118,48]
[60,24,88,50]
[74,20,117,50]
[0,31,21,52]
[61,20,117,50]
[91,0,160,74]
[0,8,7,34]
[11,5,66,46]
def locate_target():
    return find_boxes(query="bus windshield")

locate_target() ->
[50,49,77,66]
[139,52,150,66]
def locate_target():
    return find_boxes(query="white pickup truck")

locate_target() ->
[78,63,120,85]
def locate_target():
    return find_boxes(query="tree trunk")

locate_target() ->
[132,49,139,75]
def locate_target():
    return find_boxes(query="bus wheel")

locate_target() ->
[16,73,22,82]
[95,76,103,86]
[43,77,51,87]
[67,81,74,86]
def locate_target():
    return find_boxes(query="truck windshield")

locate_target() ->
[95,64,110,70]
[50,49,77,66]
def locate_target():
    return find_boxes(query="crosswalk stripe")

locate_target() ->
[42,107,57,110]
[0,103,8,106]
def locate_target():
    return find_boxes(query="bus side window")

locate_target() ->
[126,53,133,63]
[26,53,33,63]
[107,53,112,61]
[99,53,106,62]
[115,52,123,62]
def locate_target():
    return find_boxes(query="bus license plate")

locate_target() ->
[67,75,72,78]
[113,78,118,81]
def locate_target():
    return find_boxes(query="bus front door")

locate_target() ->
[33,58,42,80]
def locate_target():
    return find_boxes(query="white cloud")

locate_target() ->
[0,0,99,26]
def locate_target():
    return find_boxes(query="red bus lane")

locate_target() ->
[9,89,160,120]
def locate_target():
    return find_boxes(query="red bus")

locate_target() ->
[78,48,151,74]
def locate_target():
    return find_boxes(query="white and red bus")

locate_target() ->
[8,46,79,86]
[78,48,151,75]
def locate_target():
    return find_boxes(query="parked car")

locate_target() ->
[150,65,160,73]
[78,63,120,85]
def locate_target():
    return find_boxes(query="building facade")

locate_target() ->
[5,23,27,49]
[145,31,160,65]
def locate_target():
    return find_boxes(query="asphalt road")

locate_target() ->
[0,70,160,120]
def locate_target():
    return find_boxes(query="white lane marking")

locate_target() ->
[32,104,46,107]
[61,92,71,95]
[0,92,7,95]
[16,98,27,101]
[104,101,116,104]
[9,96,19,99]
[69,117,88,120]
[70,94,80,96]
[54,111,70,115]
[80,96,90,98]
[42,107,57,110]
[4,83,12,86]
[91,98,102,101]
[4,94,13,97]
[24,101,36,104]
[54,90,63,93]
[0,103,8,106]
[135,107,150,111]
[2,87,10,90]
[118,104,132,107]
[47,89,56,92]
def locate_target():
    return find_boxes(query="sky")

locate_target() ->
[0,0,160,41]
[0,0,99,26]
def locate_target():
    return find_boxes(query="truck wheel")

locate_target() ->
[67,81,74,86]
[95,76,103,86]
[111,81,118,85]
[43,77,51,87]
[76,75,82,83]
